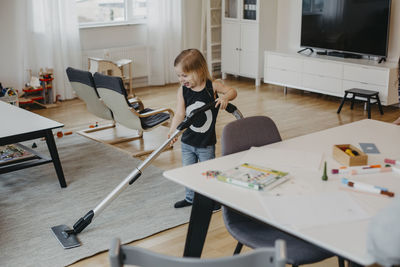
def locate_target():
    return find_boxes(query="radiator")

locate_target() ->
[81,45,148,79]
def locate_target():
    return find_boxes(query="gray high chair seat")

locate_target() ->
[221,116,343,267]
[66,67,114,121]
[93,72,174,154]
[66,67,143,144]
[109,238,287,267]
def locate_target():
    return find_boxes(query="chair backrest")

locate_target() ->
[93,72,143,130]
[221,116,282,156]
[66,67,113,121]
[109,238,286,267]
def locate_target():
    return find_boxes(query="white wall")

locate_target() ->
[0,0,26,89]
[276,0,400,62]
[182,0,202,50]
[388,0,400,62]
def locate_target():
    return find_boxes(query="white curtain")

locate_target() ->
[23,0,82,100]
[147,0,182,85]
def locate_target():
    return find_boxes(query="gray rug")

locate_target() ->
[0,134,190,267]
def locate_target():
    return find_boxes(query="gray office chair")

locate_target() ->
[66,67,144,144]
[221,116,344,267]
[109,238,287,267]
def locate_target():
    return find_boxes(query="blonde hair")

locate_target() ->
[174,49,212,84]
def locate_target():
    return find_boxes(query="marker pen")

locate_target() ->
[341,178,394,197]
[384,158,400,166]
[331,164,381,174]
[350,167,392,175]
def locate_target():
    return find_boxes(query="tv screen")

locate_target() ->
[300,0,391,57]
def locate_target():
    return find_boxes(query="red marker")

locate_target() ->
[384,158,400,166]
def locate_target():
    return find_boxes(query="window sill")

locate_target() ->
[79,19,147,29]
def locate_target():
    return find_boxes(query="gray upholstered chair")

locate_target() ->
[109,238,286,267]
[93,72,174,154]
[221,116,344,267]
[66,67,144,145]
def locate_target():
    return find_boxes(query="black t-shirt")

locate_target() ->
[181,80,219,148]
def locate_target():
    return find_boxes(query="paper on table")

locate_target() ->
[260,191,371,230]
[240,147,324,171]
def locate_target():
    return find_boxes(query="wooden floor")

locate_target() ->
[31,77,398,267]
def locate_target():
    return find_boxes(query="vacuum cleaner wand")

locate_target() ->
[51,101,242,249]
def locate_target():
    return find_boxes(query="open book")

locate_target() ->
[216,163,289,190]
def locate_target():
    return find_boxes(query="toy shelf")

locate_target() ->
[23,87,43,93]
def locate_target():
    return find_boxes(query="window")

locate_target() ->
[76,0,147,27]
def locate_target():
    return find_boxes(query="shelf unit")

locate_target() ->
[221,0,277,86]
[21,87,44,106]
[39,77,54,104]
[201,0,222,77]
[20,76,54,107]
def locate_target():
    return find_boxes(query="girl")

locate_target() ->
[168,48,237,208]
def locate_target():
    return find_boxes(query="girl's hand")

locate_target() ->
[168,132,178,146]
[215,97,228,110]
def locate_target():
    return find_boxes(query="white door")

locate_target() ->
[221,22,240,74]
[239,23,258,77]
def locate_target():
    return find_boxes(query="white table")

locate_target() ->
[163,119,400,266]
[0,101,67,187]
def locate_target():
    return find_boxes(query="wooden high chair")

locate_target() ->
[88,57,134,97]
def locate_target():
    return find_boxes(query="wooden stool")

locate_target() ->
[337,88,383,119]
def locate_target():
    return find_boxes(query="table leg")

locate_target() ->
[350,94,356,110]
[183,192,215,257]
[367,97,371,119]
[45,130,67,188]
[337,92,348,114]
[376,95,384,115]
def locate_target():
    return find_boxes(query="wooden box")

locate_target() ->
[332,144,368,166]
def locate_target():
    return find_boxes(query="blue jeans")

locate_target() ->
[181,142,215,203]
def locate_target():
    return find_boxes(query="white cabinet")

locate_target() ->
[221,22,240,74]
[221,0,277,86]
[264,50,399,106]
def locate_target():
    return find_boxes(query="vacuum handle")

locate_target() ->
[225,103,237,114]
[177,101,241,131]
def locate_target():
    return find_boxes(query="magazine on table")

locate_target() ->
[216,163,289,190]
[0,144,36,165]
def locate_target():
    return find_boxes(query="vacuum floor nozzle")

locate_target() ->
[51,224,81,249]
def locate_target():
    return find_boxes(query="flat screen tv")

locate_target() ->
[300,0,391,58]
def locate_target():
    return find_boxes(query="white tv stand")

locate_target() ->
[263,50,399,106]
